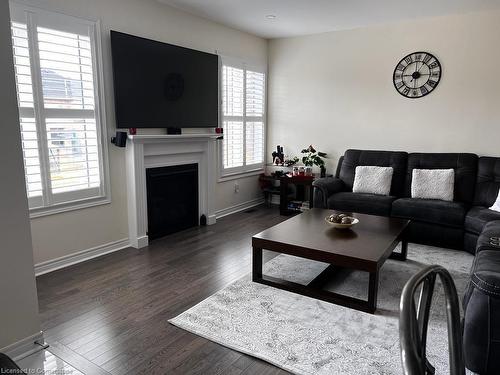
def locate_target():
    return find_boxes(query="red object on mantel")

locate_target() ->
[129,128,137,135]
[215,127,223,134]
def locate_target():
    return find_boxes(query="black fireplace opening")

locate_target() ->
[146,163,198,240]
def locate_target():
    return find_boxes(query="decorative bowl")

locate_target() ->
[324,216,359,230]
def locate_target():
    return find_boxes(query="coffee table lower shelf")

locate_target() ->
[252,242,407,314]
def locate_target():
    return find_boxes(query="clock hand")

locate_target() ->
[403,73,430,77]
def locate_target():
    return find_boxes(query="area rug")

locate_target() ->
[169,244,473,374]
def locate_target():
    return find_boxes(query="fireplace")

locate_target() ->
[126,134,218,248]
[146,164,198,240]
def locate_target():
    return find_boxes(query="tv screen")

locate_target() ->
[110,31,219,129]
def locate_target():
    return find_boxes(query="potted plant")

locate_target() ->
[301,145,327,177]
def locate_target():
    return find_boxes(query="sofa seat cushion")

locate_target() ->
[465,207,500,235]
[392,198,466,228]
[327,192,396,216]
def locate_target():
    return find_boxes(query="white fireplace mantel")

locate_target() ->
[126,134,220,248]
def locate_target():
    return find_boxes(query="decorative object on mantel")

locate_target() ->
[393,51,442,99]
[301,145,327,177]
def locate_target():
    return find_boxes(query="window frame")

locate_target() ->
[218,57,266,180]
[10,2,111,218]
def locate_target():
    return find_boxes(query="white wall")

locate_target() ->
[19,0,267,265]
[268,10,500,174]
[0,0,41,351]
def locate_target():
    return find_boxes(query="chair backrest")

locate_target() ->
[405,153,478,204]
[338,149,408,196]
[473,157,500,207]
[399,265,465,375]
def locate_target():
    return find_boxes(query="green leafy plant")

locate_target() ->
[284,156,299,167]
[301,145,327,168]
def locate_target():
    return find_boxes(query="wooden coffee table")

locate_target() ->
[252,208,410,313]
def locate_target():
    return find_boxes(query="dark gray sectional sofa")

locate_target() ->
[313,149,500,374]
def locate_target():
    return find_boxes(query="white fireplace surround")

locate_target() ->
[126,134,220,248]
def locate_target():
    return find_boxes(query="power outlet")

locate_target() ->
[234,181,240,193]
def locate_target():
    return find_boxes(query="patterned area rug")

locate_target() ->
[169,244,473,375]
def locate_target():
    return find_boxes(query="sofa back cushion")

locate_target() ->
[339,149,408,196]
[411,169,455,201]
[474,157,500,207]
[405,153,478,204]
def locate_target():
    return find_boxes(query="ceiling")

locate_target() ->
[158,0,500,39]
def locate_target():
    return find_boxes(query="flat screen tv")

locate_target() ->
[110,31,219,129]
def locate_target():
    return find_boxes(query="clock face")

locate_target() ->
[393,52,441,98]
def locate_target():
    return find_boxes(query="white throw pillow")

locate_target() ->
[353,166,394,196]
[490,189,500,213]
[411,169,454,201]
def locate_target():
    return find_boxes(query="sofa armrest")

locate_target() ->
[476,220,500,254]
[312,177,344,208]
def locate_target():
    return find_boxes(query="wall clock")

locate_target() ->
[393,52,441,98]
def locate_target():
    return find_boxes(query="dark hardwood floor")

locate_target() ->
[36,205,290,375]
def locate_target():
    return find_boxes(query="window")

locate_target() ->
[221,61,265,176]
[10,4,109,216]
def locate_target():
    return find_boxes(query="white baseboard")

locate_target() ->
[129,235,149,249]
[1,331,45,361]
[207,214,216,225]
[34,238,130,276]
[215,198,265,219]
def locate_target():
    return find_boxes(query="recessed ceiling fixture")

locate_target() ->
[265,14,276,20]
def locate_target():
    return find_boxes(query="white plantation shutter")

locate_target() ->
[20,117,43,199]
[245,121,264,165]
[10,5,108,214]
[245,70,265,117]
[12,22,43,202]
[222,62,265,175]
[222,66,243,117]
